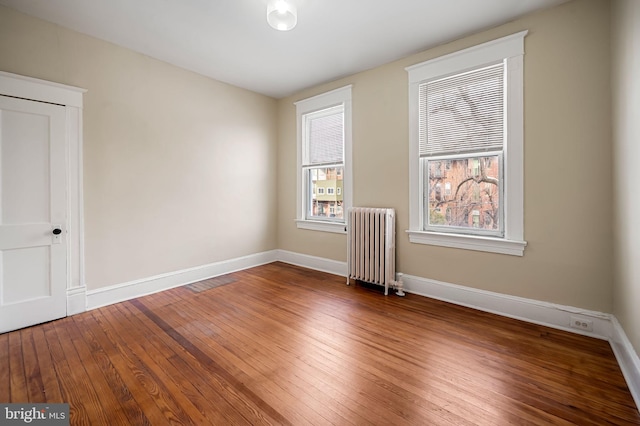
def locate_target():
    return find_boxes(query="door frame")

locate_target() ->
[0,71,86,315]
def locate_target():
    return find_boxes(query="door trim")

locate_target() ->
[0,71,87,315]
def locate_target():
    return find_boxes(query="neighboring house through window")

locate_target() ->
[295,85,352,233]
[406,32,527,256]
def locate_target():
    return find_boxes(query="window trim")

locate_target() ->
[406,31,528,256]
[295,85,352,234]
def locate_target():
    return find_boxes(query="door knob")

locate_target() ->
[52,228,62,235]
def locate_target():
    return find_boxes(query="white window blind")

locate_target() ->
[307,106,344,165]
[419,63,504,157]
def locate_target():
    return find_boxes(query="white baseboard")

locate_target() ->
[610,316,640,410]
[86,250,278,310]
[276,249,348,277]
[401,273,613,340]
[276,252,613,338]
[66,286,87,315]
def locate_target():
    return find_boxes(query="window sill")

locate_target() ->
[296,220,347,234]
[406,230,526,256]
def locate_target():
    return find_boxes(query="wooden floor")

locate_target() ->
[1,262,638,425]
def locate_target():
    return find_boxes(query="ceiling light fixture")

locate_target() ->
[267,0,297,31]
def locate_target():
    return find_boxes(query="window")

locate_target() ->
[406,31,527,256]
[295,86,352,233]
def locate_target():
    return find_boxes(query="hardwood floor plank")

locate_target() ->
[0,332,10,401]
[30,326,63,403]
[51,318,116,424]
[172,282,380,420]
[175,297,369,425]
[1,262,638,425]
[158,312,325,425]
[96,305,206,425]
[214,276,508,425]
[8,331,27,402]
[67,313,149,425]
[250,262,640,422]
[85,308,172,425]
[241,264,640,424]
[177,274,505,424]
[41,321,94,424]
[164,352,254,425]
[19,328,46,403]
[107,302,247,425]
[129,298,292,425]
[162,280,430,423]
[190,285,464,425]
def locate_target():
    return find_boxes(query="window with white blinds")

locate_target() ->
[406,31,527,256]
[414,62,507,238]
[419,63,505,157]
[295,85,352,232]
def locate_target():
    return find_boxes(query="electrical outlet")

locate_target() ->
[570,316,594,332]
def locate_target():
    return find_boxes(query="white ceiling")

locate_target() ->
[0,0,568,99]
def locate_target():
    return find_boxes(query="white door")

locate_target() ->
[0,94,67,333]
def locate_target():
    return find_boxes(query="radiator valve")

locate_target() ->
[394,273,405,297]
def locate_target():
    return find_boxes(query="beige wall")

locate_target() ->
[0,5,278,290]
[612,0,640,358]
[278,0,613,312]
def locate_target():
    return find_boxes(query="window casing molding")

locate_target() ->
[295,85,352,234]
[406,31,528,256]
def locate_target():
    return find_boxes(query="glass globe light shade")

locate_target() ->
[267,0,297,31]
